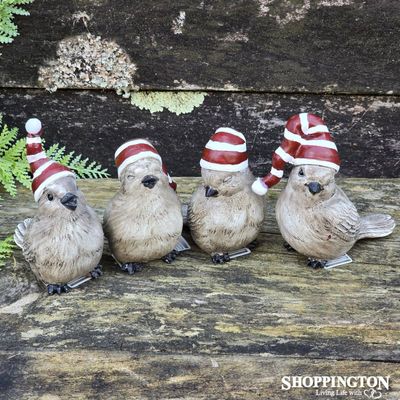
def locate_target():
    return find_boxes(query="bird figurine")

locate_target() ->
[188,127,265,263]
[103,139,185,274]
[252,113,396,268]
[14,118,104,294]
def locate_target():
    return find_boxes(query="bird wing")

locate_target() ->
[320,188,361,242]
[14,218,32,249]
[14,218,37,265]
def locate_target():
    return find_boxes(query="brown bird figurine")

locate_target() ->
[252,113,396,268]
[103,139,185,274]
[14,118,104,294]
[188,127,265,263]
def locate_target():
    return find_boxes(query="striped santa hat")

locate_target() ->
[25,118,75,202]
[252,113,340,195]
[162,162,177,191]
[200,127,248,172]
[115,139,177,190]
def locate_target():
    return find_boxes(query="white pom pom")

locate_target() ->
[25,118,42,135]
[251,178,268,196]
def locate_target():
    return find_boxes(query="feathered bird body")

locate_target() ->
[188,168,264,254]
[104,158,183,263]
[15,176,104,285]
[276,165,395,260]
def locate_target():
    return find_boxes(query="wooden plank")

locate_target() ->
[0,0,399,94]
[0,351,399,399]
[1,90,400,178]
[0,179,398,363]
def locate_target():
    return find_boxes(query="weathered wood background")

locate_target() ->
[0,1,399,398]
[0,0,399,178]
[0,178,399,399]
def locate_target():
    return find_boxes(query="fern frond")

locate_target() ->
[0,123,19,155]
[0,236,15,268]
[0,162,17,196]
[46,146,109,179]
[0,118,22,198]
[0,0,34,44]
[46,143,66,161]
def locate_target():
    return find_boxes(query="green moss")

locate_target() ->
[215,322,242,334]
[130,91,206,115]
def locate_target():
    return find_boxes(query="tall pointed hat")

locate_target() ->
[25,118,75,202]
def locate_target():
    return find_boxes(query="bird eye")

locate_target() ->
[298,168,305,177]
[223,176,233,183]
[47,193,54,201]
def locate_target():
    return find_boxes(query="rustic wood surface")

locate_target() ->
[0,0,399,94]
[0,178,398,399]
[1,89,400,178]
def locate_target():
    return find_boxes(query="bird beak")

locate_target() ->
[141,175,159,189]
[60,192,78,210]
[307,182,323,195]
[205,186,219,197]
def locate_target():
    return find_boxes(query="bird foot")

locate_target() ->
[284,242,295,252]
[119,262,143,275]
[211,253,231,264]
[307,258,327,269]
[90,264,103,279]
[47,284,70,295]
[162,249,179,264]
[247,240,259,251]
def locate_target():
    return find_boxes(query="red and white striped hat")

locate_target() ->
[162,162,177,191]
[25,118,75,202]
[252,113,340,195]
[115,139,177,190]
[200,127,248,172]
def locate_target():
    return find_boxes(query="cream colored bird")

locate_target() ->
[188,127,265,263]
[252,113,395,268]
[14,119,104,294]
[103,139,184,274]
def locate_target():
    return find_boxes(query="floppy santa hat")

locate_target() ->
[25,118,75,202]
[114,139,177,190]
[252,113,341,195]
[200,127,248,172]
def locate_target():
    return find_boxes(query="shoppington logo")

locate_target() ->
[281,376,390,398]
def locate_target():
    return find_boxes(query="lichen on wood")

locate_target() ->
[130,91,206,115]
[171,10,186,34]
[258,0,356,24]
[38,33,205,115]
[38,33,137,94]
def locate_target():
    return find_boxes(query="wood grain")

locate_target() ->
[1,90,399,178]
[0,351,399,399]
[0,0,399,94]
[0,178,398,363]
[0,178,398,398]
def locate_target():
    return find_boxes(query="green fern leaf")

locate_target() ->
[0,236,15,268]
[0,0,33,44]
[0,162,17,196]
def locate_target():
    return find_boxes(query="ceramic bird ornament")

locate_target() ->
[103,139,187,274]
[188,127,265,263]
[252,113,396,268]
[14,118,104,294]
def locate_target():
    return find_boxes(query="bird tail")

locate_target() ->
[14,218,32,249]
[357,214,395,240]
